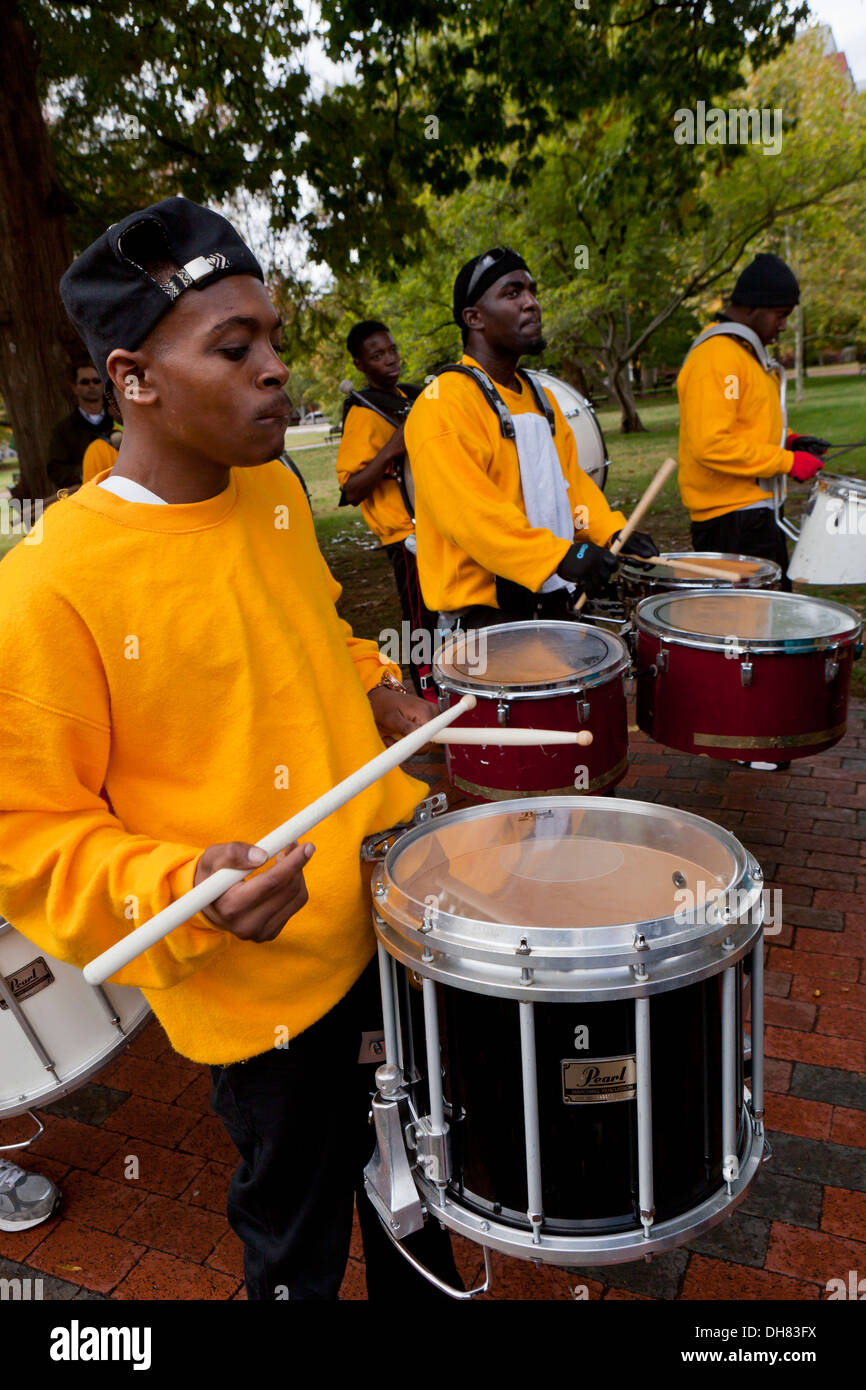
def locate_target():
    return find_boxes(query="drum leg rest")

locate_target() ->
[373,1213,493,1300]
[0,1109,44,1154]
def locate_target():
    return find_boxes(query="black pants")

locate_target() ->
[690,506,791,591]
[384,540,438,696]
[210,958,461,1301]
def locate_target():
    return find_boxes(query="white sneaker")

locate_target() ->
[0,1156,61,1230]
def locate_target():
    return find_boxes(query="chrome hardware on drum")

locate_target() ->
[788,474,866,585]
[635,590,862,762]
[364,798,766,1282]
[433,621,630,800]
[619,552,781,616]
[0,917,151,1118]
[529,370,610,491]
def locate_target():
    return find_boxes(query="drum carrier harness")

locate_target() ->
[338,383,422,517]
[435,364,569,624]
[685,321,794,539]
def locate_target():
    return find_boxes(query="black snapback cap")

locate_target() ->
[60,196,265,381]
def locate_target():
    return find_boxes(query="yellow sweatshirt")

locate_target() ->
[0,461,423,1065]
[336,390,413,547]
[82,437,118,484]
[404,355,626,612]
[677,328,795,522]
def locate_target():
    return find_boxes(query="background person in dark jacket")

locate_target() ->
[46,361,112,491]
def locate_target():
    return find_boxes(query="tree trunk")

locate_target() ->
[601,355,646,433]
[0,4,80,499]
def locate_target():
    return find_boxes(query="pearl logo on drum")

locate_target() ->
[561,1056,637,1104]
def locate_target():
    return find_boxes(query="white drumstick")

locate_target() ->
[83,693,477,985]
[433,728,593,746]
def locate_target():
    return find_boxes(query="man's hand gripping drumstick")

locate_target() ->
[572,456,679,613]
[83,692,477,984]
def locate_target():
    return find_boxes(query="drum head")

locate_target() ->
[382,799,744,950]
[433,621,629,697]
[620,552,779,588]
[635,590,862,652]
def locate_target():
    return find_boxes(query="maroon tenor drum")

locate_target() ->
[635,590,862,762]
[433,621,630,799]
[618,552,781,617]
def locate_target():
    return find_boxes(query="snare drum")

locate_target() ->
[529,370,610,491]
[433,621,630,799]
[788,474,866,584]
[635,590,862,762]
[0,917,151,1117]
[365,798,765,1272]
[619,552,780,616]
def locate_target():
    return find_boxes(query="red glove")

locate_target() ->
[789,451,824,483]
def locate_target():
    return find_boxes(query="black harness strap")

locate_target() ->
[435,364,556,439]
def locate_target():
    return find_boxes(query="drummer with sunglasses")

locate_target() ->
[404,247,658,632]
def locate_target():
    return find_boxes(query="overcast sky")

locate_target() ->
[804,0,865,80]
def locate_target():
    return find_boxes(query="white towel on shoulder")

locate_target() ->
[511,411,573,593]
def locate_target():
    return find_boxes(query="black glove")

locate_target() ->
[557,540,620,598]
[788,434,831,456]
[611,529,659,559]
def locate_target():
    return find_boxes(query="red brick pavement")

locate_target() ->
[2,704,866,1302]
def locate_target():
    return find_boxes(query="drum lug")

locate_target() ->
[655,646,668,674]
[496,699,510,727]
[632,931,649,980]
[437,691,449,714]
[740,659,753,688]
[825,655,840,683]
[412,1115,452,1186]
[363,1064,426,1240]
[576,698,591,724]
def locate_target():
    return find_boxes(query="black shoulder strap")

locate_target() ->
[436,364,555,438]
[516,369,556,435]
[436,364,515,439]
[341,384,417,429]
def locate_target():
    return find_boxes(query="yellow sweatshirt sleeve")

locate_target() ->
[681,353,793,480]
[410,412,572,593]
[0,581,228,991]
[335,405,389,486]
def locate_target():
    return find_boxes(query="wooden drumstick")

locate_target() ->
[83,693,478,985]
[433,728,594,746]
[620,553,742,584]
[574,456,679,613]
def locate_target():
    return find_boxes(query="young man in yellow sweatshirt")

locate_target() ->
[404,247,657,630]
[677,252,828,591]
[0,198,458,1301]
[336,320,437,694]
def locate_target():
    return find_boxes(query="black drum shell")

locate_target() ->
[399,968,746,1235]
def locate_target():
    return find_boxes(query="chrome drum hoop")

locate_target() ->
[634,589,862,656]
[432,621,631,700]
[373,796,764,1000]
[413,1101,765,1266]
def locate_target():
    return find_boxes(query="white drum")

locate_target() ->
[529,370,610,491]
[0,917,151,1117]
[789,473,866,585]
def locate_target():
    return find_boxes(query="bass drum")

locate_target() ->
[529,370,610,492]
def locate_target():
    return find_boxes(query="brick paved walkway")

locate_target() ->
[2,705,864,1301]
